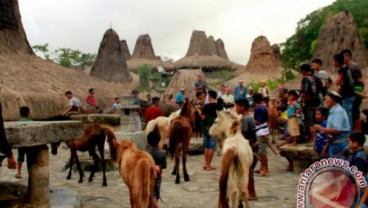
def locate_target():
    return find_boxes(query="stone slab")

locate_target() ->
[69,114,120,125]
[114,131,146,150]
[50,188,82,208]
[4,121,83,148]
[188,137,204,155]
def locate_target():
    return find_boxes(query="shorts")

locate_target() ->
[17,148,26,162]
[203,134,217,150]
[287,117,300,137]
[257,136,268,155]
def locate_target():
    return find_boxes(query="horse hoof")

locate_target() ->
[184,176,190,182]
[78,179,83,183]
[66,175,71,180]
[102,182,107,186]
[171,171,176,175]
[175,180,180,184]
[88,178,93,183]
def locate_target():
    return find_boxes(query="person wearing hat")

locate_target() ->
[175,88,186,106]
[234,80,247,101]
[312,91,350,158]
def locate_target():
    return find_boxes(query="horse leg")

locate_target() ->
[171,140,178,176]
[74,150,84,183]
[183,141,190,182]
[228,165,237,208]
[88,149,100,183]
[98,141,107,186]
[236,163,249,208]
[66,150,74,180]
[174,144,181,184]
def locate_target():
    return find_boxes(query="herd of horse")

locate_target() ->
[47,99,281,208]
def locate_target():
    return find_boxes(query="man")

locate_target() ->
[145,97,163,122]
[194,74,208,93]
[175,88,186,106]
[0,86,16,171]
[300,64,322,140]
[221,87,235,108]
[131,90,142,131]
[146,93,152,105]
[62,91,84,116]
[340,49,365,132]
[234,80,247,101]
[198,90,221,171]
[235,98,258,200]
[311,58,330,97]
[217,84,225,99]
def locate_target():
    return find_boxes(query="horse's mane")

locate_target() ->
[168,109,181,120]
[179,98,192,118]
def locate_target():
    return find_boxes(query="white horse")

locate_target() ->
[145,109,181,148]
[209,110,253,208]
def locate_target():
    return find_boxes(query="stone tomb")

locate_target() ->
[3,121,83,208]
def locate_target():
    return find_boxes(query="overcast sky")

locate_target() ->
[19,0,335,64]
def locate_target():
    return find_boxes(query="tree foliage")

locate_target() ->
[32,44,96,69]
[281,0,368,69]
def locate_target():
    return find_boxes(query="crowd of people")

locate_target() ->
[1,48,368,206]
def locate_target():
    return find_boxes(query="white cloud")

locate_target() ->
[19,0,335,64]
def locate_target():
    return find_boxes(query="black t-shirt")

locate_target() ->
[202,103,222,128]
[241,114,257,143]
[147,147,167,169]
[338,67,355,97]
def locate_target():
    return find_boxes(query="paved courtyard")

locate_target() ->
[0,142,299,208]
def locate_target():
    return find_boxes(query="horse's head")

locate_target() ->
[209,109,242,138]
[180,98,195,122]
[113,139,136,166]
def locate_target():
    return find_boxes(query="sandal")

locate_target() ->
[15,173,21,179]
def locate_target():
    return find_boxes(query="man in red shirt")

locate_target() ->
[145,97,164,122]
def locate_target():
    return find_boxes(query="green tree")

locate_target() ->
[32,44,51,60]
[136,64,152,93]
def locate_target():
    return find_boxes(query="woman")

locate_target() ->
[312,91,350,158]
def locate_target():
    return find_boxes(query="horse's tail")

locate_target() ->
[219,148,236,208]
[135,158,155,207]
[169,120,182,156]
[145,119,158,136]
[103,128,118,162]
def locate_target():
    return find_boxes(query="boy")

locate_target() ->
[192,92,205,140]
[15,106,33,178]
[254,93,270,176]
[62,91,84,116]
[286,90,301,146]
[313,107,329,157]
[347,132,366,173]
[146,127,167,207]
[112,97,122,111]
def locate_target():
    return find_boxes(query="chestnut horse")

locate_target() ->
[209,110,253,208]
[56,124,117,186]
[169,98,194,184]
[113,139,156,208]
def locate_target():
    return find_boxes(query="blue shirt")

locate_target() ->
[175,92,185,104]
[254,105,268,124]
[234,86,247,100]
[327,104,350,140]
[287,102,300,118]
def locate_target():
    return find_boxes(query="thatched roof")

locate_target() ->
[271,44,282,66]
[229,36,283,84]
[90,28,132,83]
[120,40,131,60]
[126,58,175,72]
[127,34,174,72]
[313,11,368,70]
[176,30,235,70]
[216,39,229,60]
[164,69,204,100]
[0,1,137,120]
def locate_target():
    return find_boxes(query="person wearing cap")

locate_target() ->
[131,90,142,131]
[258,80,270,103]
[312,91,350,158]
[175,88,185,106]
[234,80,247,101]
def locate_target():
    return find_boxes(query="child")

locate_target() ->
[15,106,33,178]
[313,107,329,157]
[192,92,205,140]
[286,90,301,146]
[146,126,167,207]
[347,132,367,174]
[112,97,122,111]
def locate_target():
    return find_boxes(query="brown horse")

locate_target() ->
[64,124,117,186]
[169,98,194,184]
[113,139,156,208]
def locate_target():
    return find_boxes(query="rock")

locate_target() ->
[90,28,133,83]
[216,38,229,60]
[120,40,131,60]
[69,114,121,126]
[313,11,368,70]
[271,44,282,66]
[131,34,157,59]
[50,189,82,208]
